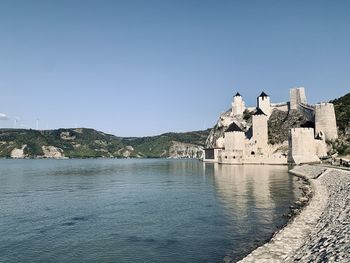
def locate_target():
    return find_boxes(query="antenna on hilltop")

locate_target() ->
[36,118,39,130]
[14,119,17,128]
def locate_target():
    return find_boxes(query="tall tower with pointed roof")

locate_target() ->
[257,91,271,116]
[252,108,268,150]
[231,92,246,116]
[224,122,245,151]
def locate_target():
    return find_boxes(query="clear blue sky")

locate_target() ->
[0,0,349,136]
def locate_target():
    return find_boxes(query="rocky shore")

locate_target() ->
[236,165,350,263]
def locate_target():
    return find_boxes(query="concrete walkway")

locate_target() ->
[236,165,350,263]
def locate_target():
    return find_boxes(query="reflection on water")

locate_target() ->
[212,164,293,216]
[0,159,301,263]
[203,163,300,260]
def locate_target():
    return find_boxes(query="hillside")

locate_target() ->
[330,92,350,131]
[121,130,209,158]
[268,109,312,145]
[0,128,210,159]
[205,108,311,148]
[330,93,350,156]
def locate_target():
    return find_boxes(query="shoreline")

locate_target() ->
[236,165,350,262]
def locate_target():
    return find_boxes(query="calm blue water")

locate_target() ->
[0,159,301,263]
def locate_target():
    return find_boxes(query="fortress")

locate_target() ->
[203,87,338,165]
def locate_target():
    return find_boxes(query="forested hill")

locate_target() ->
[330,92,350,131]
[0,128,210,159]
[330,92,350,156]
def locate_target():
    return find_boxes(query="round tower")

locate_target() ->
[231,92,245,116]
[257,91,271,116]
[315,103,338,141]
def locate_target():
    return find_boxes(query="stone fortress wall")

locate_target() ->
[225,131,245,151]
[252,113,268,150]
[231,93,245,116]
[293,89,338,141]
[315,103,338,141]
[288,128,320,164]
[203,87,338,165]
[290,87,307,110]
[270,102,289,112]
[257,93,271,116]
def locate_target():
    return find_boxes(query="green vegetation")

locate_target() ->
[243,109,253,122]
[329,93,350,156]
[330,92,350,131]
[268,109,309,145]
[121,130,209,158]
[0,128,210,159]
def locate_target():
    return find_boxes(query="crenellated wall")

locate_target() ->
[257,96,271,116]
[231,95,245,116]
[270,102,289,112]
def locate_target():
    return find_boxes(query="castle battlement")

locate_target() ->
[225,131,244,134]
[203,87,337,165]
[291,127,314,132]
[252,114,268,119]
[315,102,334,107]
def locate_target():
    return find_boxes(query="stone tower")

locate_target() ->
[231,92,245,116]
[290,87,307,110]
[288,128,320,164]
[257,92,271,116]
[252,108,268,150]
[224,122,245,151]
[315,103,338,141]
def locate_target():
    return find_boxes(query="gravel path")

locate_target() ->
[236,165,350,263]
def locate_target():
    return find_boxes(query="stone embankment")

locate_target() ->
[237,165,350,263]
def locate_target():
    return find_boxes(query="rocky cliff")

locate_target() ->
[204,107,311,148]
[205,109,249,148]
[267,109,311,145]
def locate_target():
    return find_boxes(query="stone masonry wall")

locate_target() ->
[288,128,320,164]
[315,103,338,141]
[224,131,245,151]
[252,114,268,150]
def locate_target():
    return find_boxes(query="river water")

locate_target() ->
[0,159,301,262]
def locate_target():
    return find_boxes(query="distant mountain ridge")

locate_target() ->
[0,128,210,159]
